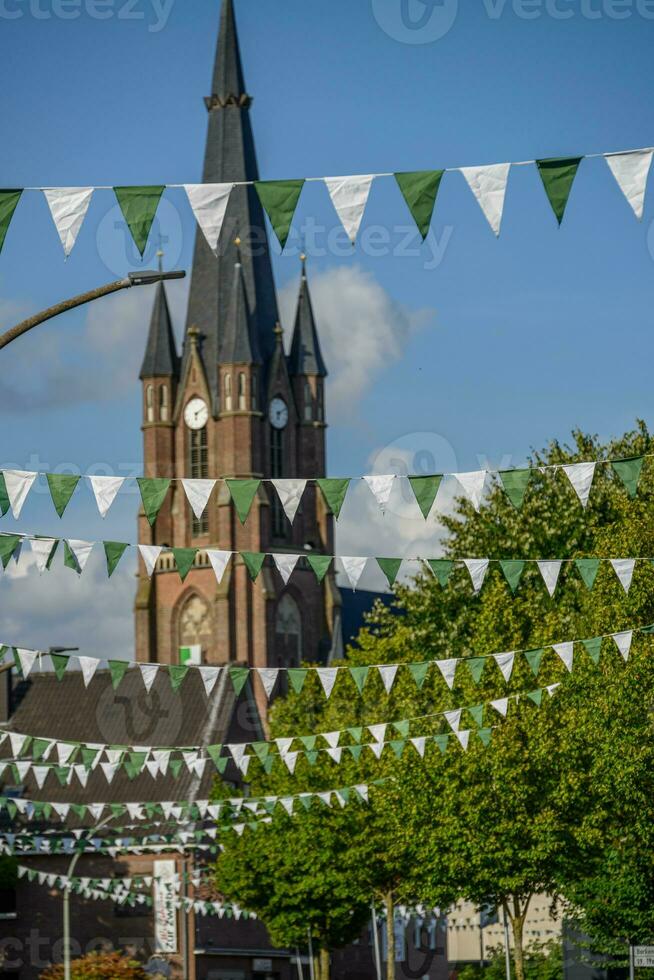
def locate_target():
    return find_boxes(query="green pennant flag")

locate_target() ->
[113,185,164,256]
[468,705,484,728]
[46,473,80,518]
[306,751,318,766]
[427,559,454,588]
[241,551,265,581]
[317,478,350,519]
[576,558,600,591]
[0,190,22,253]
[81,747,100,770]
[348,744,364,761]
[0,473,10,517]
[299,735,317,751]
[394,170,444,240]
[214,756,228,775]
[54,766,69,787]
[255,179,305,249]
[499,469,532,509]
[527,688,543,706]
[226,479,260,524]
[524,648,545,676]
[173,548,197,582]
[349,665,369,694]
[229,665,249,695]
[434,734,449,754]
[306,554,332,583]
[377,557,402,587]
[169,758,183,780]
[32,737,51,761]
[612,456,644,499]
[261,756,274,774]
[408,475,442,519]
[393,720,410,738]
[206,745,224,767]
[63,541,83,573]
[477,728,493,747]
[104,541,129,578]
[467,657,486,684]
[137,478,171,526]
[108,659,130,690]
[347,727,363,743]
[582,636,602,665]
[288,668,308,693]
[407,661,430,689]
[536,157,582,225]
[168,664,189,691]
[390,740,406,759]
[500,559,525,594]
[50,653,69,682]
[0,534,21,569]
[251,742,269,763]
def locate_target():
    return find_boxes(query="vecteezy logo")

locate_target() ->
[372,0,459,43]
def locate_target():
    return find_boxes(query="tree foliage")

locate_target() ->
[39,951,149,980]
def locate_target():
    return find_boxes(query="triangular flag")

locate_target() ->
[576,558,600,591]
[491,698,509,717]
[340,556,368,590]
[324,175,374,243]
[43,187,93,257]
[317,478,350,519]
[272,479,307,524]
[108,660,130,690]
[408,476,442,519]
[454,471,487,512]
[466,657,486,684]
[182,479,216,520]
[527,689,543,706]
[499,560,524,594]
[16,649,39,678]
[88,475,125,518]
[288,668,307,693]
[562,462,596,508]
[444,708,462,732]
[582,637,602,665]
[104,541,129,578]
[612,457,644,499]
[524,648,545,676]
[255,180,305,249]
[460,163,510,236]
[206,550,232,584]
[3,470,37,517]
[612,630,633,661]
[241,552,265,581]
[50,653,69,681]
[77,656,100,688]
[363,475,395,511]
[464,558,489,594]
[317,667,338,698]
[168,664,189,692]
[605,150,653,220]
[538,560,562,597]
[113,185,165,256]
[229,666,249,696]
[226,479,260,524]
[0,473,8,516]
[553,642,574,672]
[499,469,531,509]
[65,540,94,573]
[184,183,233,252]
[536,157,582,224]
[349,665,369,694]
[138,663,159,693]
[199,666,221,697]
[307,554,332,583]
[137,478,171,526]
[394,170,444,240]
[436,658,457,690]
[407,661,430,689]
[411,736,427,758]
[139,545,162,577]
[376,558,402,588]
[172,548,197,582]
[455,730,471,751]
[0,190,22,253]
[30,538,59,573]
[257,668,279,700]
[494,651,515,683]
[610,558,635,593]
[273,554,299,586]
[377,664,398,695]
[427,559,454,588]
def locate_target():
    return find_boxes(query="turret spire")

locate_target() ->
[219,241,261,364]
[140,281,179,379]
[289,256,327,378]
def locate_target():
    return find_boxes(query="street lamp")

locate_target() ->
[0,270,186,352]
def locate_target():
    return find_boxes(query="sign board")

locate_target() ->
[253,959,273,972]
[634,947,654,967]
[153,860,178,954]
[179,645,201,666]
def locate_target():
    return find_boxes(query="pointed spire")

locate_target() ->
[139,281,179,379]
[289,256,327,378]
[219,240,261,364]
[208,0,248,106]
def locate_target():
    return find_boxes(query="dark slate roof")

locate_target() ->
[139,281,179,380]
[218,259,261,364]
[289,261,327,378]
[183,0,279,411]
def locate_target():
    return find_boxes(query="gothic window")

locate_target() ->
[304,380,313,422]
[270,426,285,538]
[238,372,247,410]
[316,384,324,422]
[146,385,154,422]
[275,594,302,668]
[178,593,212,658]
[189,427,209,536]
[159,385,168,422]
[251,374,257,411]
[224,374,233,411]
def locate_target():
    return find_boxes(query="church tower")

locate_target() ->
[135,0,340,718]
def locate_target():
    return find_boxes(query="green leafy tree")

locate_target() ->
[457,940,563,980]
[39,951,148,980]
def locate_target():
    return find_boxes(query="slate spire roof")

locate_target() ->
[139,281,179,379]
[218,251,261,364]
[289,258,327,378]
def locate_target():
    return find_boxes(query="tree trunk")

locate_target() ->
[313,954,321,980]
[385,891,395,980]
[508,895,531,980]
[319,947,330,980]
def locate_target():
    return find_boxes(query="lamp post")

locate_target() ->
[0,270,185,352]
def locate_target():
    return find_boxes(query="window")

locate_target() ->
[159,385,168,421]
[304,380,313,422]
[224,374,233,411]
[276,594,302,674]
[251,374,257,411]
[238,372,246,411]
[316,384,324,422]
[270,426,285,537]
[146,385,154,422]
[189,427,209,535]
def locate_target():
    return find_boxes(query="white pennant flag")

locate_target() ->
[271,480,307,524]
[456,730,471,750]
[283,752,298,774]
[460,163,511,236]
[257,668,279,700]
[228,744,247,766]
[605,150,653,220]
[611,558,635,593]
[30,538,58,574]
[66,540,94,573]
[436,658,458,690]
[368,723,387,743]
[9,732,29,756]
[15,649,39,678]
[464,558,489,594]
[239,757,250,777]
[43,187,93,257]
[537,560,562,597]
[494,651,515,683]
[377,664,398,694]
[444,708,462,732]
[363,475,395,512]
[56,741,77,765]
[276,737,294,756]
[410,736,426,758]
[206,550,231,584]
[181,479,216,520]
[491,697,509,717]
[101,762,119,784]
[138,663,159,693]
[77,656,100,688]
[317,667,338,698]
[273,554,300,586]
[33,766,49,789]
[340,556,368,591]
[326,747,343,764]
[323,731,340,748]
[3,470,37,518]
[553,642,574,672]
[199,666,221,697]
[454,471,487,512]
[324,175,374,243]
[139,545,163,577]
[612,630,633,661]
[562,462,596,508]
[369,741,385,760]
[184,183,233,253]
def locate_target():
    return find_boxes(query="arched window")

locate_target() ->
[224,374,233,412]
[238,372,246,411]
[146,385,154,422]
[275,594,302,668]
[159,385,168,422]
[189,426,209,536]
[251,374,257,411]
[304,380,313,422]
[316,384,324,422]
[178,593,213,659]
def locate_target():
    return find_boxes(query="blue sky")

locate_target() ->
[1,0,654,654]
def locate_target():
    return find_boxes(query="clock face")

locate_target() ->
[269,397,288,430]
[184,397,209,430]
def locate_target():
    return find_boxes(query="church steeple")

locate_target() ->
[183,0,278,412]
[219,243,261,364]
[139,280,179,380]
[289,257,327,379]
